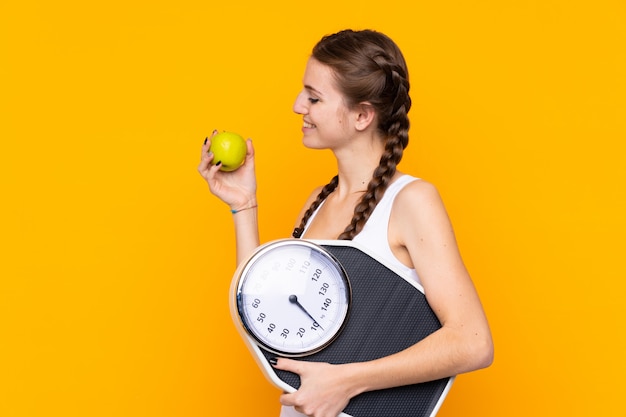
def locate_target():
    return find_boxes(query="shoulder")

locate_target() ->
[293,185,325,226]
[394,177,444,211]
[302,185,325,210]
[391,178,451,238]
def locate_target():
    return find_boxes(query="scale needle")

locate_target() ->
[289,294,324,330]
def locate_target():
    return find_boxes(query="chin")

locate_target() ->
[302,137,325,150]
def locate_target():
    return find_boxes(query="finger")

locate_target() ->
[240,138,255,167]
[245,138,254,158]
[280,394,312,417]
[198,155,223,183]
[197,150,215,177]
[272,357,304,375]
[200,129,219,157]
[204,160,223,182]
[279,391,300,408]
[279,392,291,406]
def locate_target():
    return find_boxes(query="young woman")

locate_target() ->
[198,29,493,417]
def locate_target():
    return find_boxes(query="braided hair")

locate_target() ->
[292,29,412,241]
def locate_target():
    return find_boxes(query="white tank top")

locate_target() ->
[303,174,421,286]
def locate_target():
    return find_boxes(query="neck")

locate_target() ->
[334,156,381,198]
[331,130,386,197]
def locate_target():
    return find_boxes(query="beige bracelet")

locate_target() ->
[230,204,258,214]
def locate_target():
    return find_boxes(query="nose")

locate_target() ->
[293,90,307,115]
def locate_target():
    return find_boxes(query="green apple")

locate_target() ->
[209,131,247,172]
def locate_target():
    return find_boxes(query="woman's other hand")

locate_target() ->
[275,358,360,417]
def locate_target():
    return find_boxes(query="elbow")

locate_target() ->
[470,332,494,370]
[454,326,494,372]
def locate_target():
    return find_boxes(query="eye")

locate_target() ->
[308,97,320,104]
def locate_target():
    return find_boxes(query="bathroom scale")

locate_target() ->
[230,238,454,417]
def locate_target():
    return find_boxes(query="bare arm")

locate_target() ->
[355,180,493,385]
[232,204,260,265]
[198,132,260,265]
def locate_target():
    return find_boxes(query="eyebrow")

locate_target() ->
[304,85,323,96]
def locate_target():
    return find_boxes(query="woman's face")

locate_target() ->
[293,58,355,150]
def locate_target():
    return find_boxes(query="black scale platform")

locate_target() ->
[250,241,454,417]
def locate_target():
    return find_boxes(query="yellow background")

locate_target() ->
[2,1,625,416]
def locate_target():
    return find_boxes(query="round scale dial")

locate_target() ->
[234,239,351,357]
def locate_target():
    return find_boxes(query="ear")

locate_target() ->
[354,102,377,131]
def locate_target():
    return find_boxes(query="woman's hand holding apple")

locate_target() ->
[198,130,257,212]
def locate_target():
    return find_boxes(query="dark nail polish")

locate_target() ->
[268,357,278,366]
[204,137,208,145]
[215,161,221,166]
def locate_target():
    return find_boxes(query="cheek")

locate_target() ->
[335,108,351,131]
